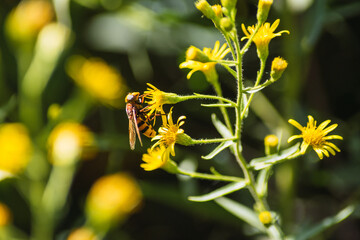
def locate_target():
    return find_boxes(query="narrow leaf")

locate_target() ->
[249,143,300,170]
[292,205,355,240]
[201,103,234,108]
[256,167,273,197]
[211,114,232,138]
[215,197,267,232]
[188,181,247,202]
[243,84,267,94]
[201,141,233,160]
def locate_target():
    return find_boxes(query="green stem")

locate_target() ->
[191,136,237,145]
[211,79,234,135]
[37,164,77,240]
[234,33,243,141]
[241,57,267,119]
[232,24,285,240]
[177,168,245,182]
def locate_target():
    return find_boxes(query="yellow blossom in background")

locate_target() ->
[67,227,98,240]
[0,123,32,174]
[86,173,142,229]
[179,41,230,81]
[141,146,171,171]
[47,122,96,166]
[259,211,272,225]
[0,202,11,227]
[5,0,53,42]
[241,19,289,59]
[152,108,187,156]
[66,55,127,108]
[288,115,343,159]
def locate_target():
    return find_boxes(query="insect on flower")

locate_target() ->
[125,92,156,150]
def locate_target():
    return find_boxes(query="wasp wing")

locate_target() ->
[129,118,137,150]
[132,107,143,148]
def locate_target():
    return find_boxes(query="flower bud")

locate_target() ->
[221,0,237,10]
[257,0,273,24]
[195,0,216,20]
[259,211,272,225]
[264,134,279,155]
[220,17,234,32]
[270,57,288,82]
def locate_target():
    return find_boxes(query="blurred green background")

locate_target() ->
[0,0,360,239]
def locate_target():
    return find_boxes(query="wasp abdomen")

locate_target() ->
[137,118,156,138]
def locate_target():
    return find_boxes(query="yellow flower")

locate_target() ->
[0,202,11,227]
[66,55,127,108]
[259,211,272,225]
[0,123,32,174]
[86,173,142,228]
[141,146,171,171]
[288,115,343,159]
[212,4,223,18]
[67,227,98,240]
[143,83,179,116]
[241,19,289,59]
[47,122,96,166]
[6,0,53,42]
[152,108,187,156]
[179,41,230,80]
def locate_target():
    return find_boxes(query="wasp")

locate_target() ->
[125,92,156,150]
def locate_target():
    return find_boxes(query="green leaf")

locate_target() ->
[188,181,247,202]
[241,94,249,118]
[243,84,267,94]
[249,143,300,170]
[201,140,233,160]
[256,167,273,198]
[201,103,233,108]
[290,205,355,240]
[215,197,267,232]
[211,114,232,138]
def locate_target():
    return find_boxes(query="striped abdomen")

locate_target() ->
[137,118,156,138]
